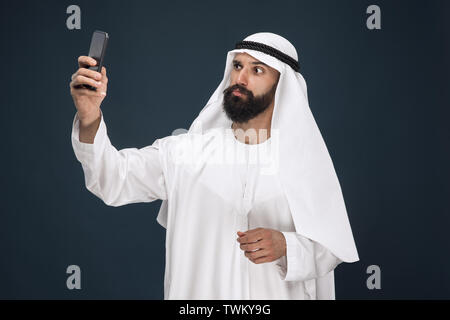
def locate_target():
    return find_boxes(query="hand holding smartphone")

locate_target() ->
[81,30,109,91]
[70,30,110,129]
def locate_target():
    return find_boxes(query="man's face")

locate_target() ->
[223,53,280,123]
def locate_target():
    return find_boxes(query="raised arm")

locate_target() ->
[71,111,168,206]
[70,56,168,206]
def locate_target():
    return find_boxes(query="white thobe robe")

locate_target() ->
[71,111,341,300]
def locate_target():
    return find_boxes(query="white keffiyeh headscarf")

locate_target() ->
[156,32,359,264]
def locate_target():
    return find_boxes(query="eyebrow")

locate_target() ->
[233,59,268,67]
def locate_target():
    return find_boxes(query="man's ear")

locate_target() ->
[273,74,280,89]
[273,72,280,88]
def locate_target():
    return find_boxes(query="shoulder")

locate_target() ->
[156,128,229,162]
[157,127,228,148]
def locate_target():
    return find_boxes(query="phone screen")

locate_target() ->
[88,31,108,72]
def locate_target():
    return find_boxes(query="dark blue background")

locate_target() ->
[0,0,449,299]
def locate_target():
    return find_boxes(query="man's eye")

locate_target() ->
[255,67,263,74]
[234,64,241,69]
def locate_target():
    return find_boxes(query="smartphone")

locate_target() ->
[82,30,109,91]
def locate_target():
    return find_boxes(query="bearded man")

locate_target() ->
[69,32,359,300]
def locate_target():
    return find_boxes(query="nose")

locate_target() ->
[236,68,248,87]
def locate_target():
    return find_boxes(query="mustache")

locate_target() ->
[223,84,253,97]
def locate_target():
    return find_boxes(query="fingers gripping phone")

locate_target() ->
[83,30,109,91]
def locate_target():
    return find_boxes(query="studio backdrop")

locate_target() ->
[0,0,449,299]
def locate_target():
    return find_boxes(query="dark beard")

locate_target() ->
[222,82,277,124]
